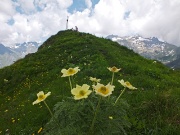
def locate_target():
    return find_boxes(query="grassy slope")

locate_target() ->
[0,30,179,134]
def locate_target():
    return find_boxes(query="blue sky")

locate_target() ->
[68,0,99,13]
[0,0,180,47]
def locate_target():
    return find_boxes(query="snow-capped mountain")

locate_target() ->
[0,44,13,54]
[12,42,40,57]
[166,47,180,69]
[0,42,41,68]
[166,57,180,69]
[107,35,178,64]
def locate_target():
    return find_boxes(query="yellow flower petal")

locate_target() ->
[89,77,101,83]
[107,66,121,72]
[4,110,8,112]
[93,83,115,97]
[118,79,137,90]
[71,84,92,100]
[61,67,80,77]
[37,127,43,134]
[33,91,51,105]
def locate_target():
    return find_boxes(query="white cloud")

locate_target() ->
[0,0,16,16]
[68,0,126,36]
[92,0,126,35]
[0,0,16,22]
[85,0,92,9]
[57,0,73,9]
[0,0,72,46]
[17,0,36,14]
[0,0,180,47]
[123,0,180,46]
[69,9,99,33]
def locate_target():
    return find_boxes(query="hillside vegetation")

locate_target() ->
[0,30,179,134]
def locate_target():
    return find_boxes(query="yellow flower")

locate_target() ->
[37,127,43,134]
[4,110,8,112]
[107,66,121,72]
[61,67,80,77]
[4,79,8,82]
[32,91,51,105]
[71,84,92,100]
[118,79,137,90]
[109,116,113,119]
[93,83,115,97]
[89,77,101,83]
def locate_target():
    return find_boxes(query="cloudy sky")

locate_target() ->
[1,0,180,47]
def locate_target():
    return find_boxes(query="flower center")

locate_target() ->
[112,66,117,72]
[68,68,75,74]
[38,95,45,100]
[125,82,131,86]
[79,90,85,96]
[99,86,109,95]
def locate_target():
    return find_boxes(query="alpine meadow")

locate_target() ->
[0,30,180,135]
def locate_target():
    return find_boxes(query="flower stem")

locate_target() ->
[43,101,62,134]
[43,101,54,117]
[114,88,126,105]
[89,96,102,134]
[69,76,72,90]
[111,72,115,85]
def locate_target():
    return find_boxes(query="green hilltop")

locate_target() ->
[0,30,180,134]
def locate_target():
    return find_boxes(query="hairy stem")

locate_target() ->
[111,72,115,85]
[69,76,73,90]
[114,88,126,105]
[43,101,61,134]
[89,96,102,134]
[43,101,53,117]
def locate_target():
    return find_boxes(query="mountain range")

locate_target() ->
[106,35,180,69]
[1,35,180,69]
[0,42,41,68]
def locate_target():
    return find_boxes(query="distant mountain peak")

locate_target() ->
[107,35,178,64]
[12,41,40,49]
[0,43,13,55]
[0,42,41,68]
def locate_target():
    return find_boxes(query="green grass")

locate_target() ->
[0,30,179,134]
